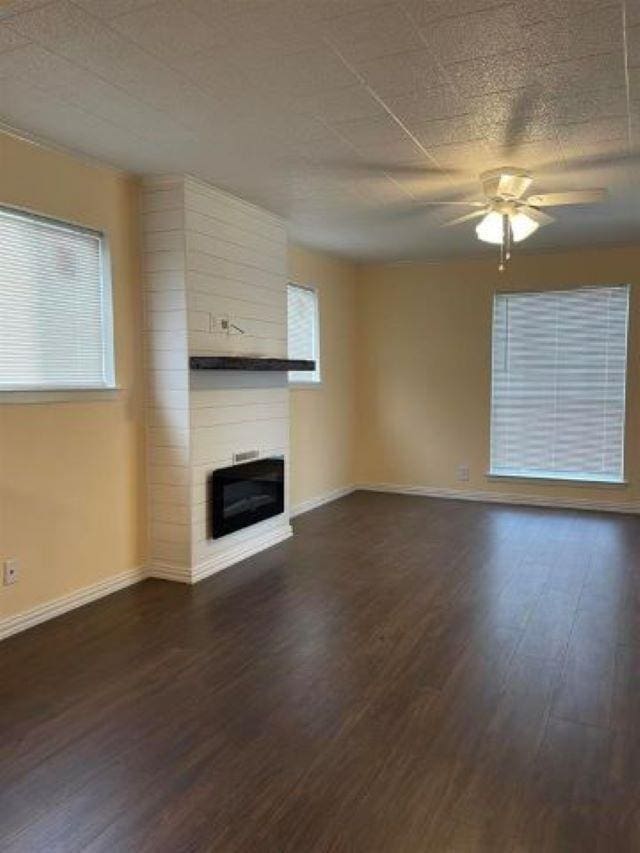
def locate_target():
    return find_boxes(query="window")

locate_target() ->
[490,284,629,483]
[0,205,114,392]
[287,283,320,384]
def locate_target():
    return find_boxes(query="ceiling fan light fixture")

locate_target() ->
[475,209,540,245]
[509,210,540,242]
[475,211,504,245]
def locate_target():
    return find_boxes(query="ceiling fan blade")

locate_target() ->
[526,190,607,207]
[519,205,554,225]
[442,210,487,226]
[413,199,486,207]
[362,198,485,223]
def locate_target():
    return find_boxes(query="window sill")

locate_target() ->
[486,471,627,487]
[0,387,123,405]
[289,381,323,389]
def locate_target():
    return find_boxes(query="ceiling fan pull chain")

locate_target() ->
[498,213,508,271]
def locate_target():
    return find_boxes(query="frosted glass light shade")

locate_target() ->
[476,210,540,245]
[509,211,540,242]
[475,211,504,244]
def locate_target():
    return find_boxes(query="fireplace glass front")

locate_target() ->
[210,457,284,538]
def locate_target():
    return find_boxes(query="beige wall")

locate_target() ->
[0,132,145,621]
[1,130,638,629]
[355,245,640,508]
[289,246,358,509]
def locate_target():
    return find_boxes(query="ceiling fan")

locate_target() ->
[305,83,634,268]
[431,167,607,270]
[309,158,610,270]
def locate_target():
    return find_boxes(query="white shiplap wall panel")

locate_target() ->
[190,401,288,427]
[147,427,190,449]
[147,369,189,391]
[143,250,185,273]
[186,231,286,274]
[189,272,284,304]
[188,290,284,323]
[146,290,187,312]
[188,316,285,346]
[148,465,191,486]
[191,514,288,565]
[141,185,184,214]
[184,177,291,577]
[185,182,285,243]
[151,502,191,524]
[146,387,190,412]
[185,210,285,260]
[144,270,185,291]
[145,332,189,354]
[190,387,288,407]
[190,446,288,490]
[146,310,189,332]
[148,444,190,468]
[145,230,185,254]
[186,241,284,277]
[150,539,191,565]
[142,177,192,573]
[188,331,286,358]
[149,483,191,506]
[142,175,291,581]
[145,348,189,373]
[147,406,190,429]
[142,209,185,233]
[191,420,289,464]
[188,252,284,291]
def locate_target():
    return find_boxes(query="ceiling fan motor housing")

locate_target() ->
[480,167,533,200]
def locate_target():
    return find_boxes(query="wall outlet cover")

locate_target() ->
[210,315,230,334]
[3,559,18,585]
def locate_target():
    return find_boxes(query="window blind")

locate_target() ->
[287,283,320,383]
[0,206,114,391]
[490,284,629,483]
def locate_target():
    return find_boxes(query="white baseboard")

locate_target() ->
[146,562,191,584]
[1,523,294,641]
[358,483,640,515]
[290,485,356,518]
[9,478,632,643]
[191,524,293,583]
[0,566,145,642]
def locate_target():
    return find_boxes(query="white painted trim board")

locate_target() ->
[5,481,638,643]
[191,524,293,583]
[2,527,295,640]
[0,567,145,642]
[357,483,640,515]
[290,485,356,518]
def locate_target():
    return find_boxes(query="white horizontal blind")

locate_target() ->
[287,283,320,383]
[490,285,629,483]
[0,206,114,390]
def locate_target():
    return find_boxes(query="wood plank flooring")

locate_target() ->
[1,491,640,852]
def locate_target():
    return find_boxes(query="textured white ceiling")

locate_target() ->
[0,0,639,260]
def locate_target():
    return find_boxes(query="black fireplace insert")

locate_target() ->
[210,457,284,539]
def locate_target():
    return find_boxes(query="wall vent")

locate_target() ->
[233,449,260,464]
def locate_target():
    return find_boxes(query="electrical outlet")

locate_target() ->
[210,314,230,335]
[457,464,470,482]
[3,559,18,586]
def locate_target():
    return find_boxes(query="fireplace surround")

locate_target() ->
[143,175,292,583]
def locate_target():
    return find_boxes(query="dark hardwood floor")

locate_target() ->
[1,492,640,852]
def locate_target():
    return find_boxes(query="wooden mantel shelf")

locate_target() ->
[189,356,316,371]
